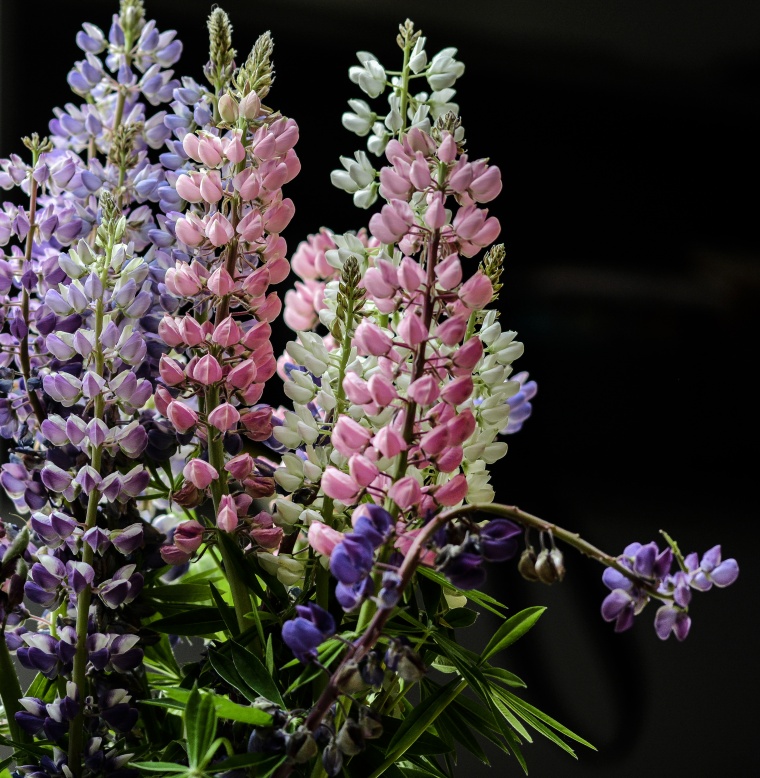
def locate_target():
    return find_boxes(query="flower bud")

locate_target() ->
[218,92,239,122]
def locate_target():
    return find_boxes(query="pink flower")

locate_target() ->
[468,161,502,203]
[321,467,361,503]
[224,453,255,480]
[239,91,261,121]
[208,403,240,432]
[197,133,224,167]
[354,320,393,356]
[223,130,246,164]
[369,199,415,244]
[435,253,462,290]
[367,374,397,406]
[175,171,203,203]
[179,315,206,346]
[348,454,379,487]
[308,521,344,556]
[388,476,423,510]
[217,494,238,532]
[435,315,467,346]
[441,374,474,405]
[166,262,203,296]
[193,354,223,385]
[237,210,264,242]
[183,459,219,490]
[167,401,198,433]
[437,134,457,164]
[397,310,428,347]
[263,198,295,233]
[407,374,440,406]
[424,192,447,229]
[459,271,493,310]
[332,416,372,457]
[206,212,234,247]
[372,426,407,458]
[199,170,224,203]
[233,168,261,200]
[342,372,372,405]
[435,474,469,506]
[395,525,436,566]
[173,520,205,554]
[207,267,235,296]
[436,445,463,473]
[174,213,205,247]
[452,337,483,372]
[283,280,324,331]
[212,316,243,347]
[227,359,258,390]
[419,425,450,456]
[159,355,185,386]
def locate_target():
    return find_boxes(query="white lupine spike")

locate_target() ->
[428,89,458,120]
[316,387,337,411]
[480,365,506,387]
[481,406,511,428]
[299,509,322,525]
[491,331,517,351]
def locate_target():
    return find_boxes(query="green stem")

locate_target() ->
[398,32,413,137]
[0,631,27,744]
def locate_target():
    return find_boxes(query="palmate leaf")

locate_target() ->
[184,686,217,769]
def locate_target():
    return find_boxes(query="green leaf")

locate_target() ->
[498,689,595,750]
[184,687,217,769]
[482,666,527,688]
[230,642,285,707]
[481,606,546,663]
[151,607,232,636]
[440,608,479,629]
[209,582,237,634]
[417,567,508,617]
[205,754,283,774]
[129,762,187,773]
[437,708,490,765]
[265,634,275,676]
[143,634,182,679]
[147,584,214,603]
[24,672,56,702]
[370,679,466,778]
[148,689,273,726]
[208,649,258,703]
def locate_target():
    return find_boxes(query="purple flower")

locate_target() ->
[335,577,374,612]
[686,545,739,591]
[282,602,336,663]
[330,534,375,585]
[479,519,521,562]
[501,371,537,434]
[654,605,692,641]
[438,548,487,590]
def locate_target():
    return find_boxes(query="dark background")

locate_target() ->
[1,1,758,775]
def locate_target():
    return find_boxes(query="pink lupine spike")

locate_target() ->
[207,402,240,432]
[197,133,224,167]
[425,192,447,229]
[379,166,412,200]
[239,91,262,121]
[166,263,203,296]
[367,373,398,406]
[262,161,289,191]
[419,425,450,456]
[182,133,201,162]
[183,459,219,490]
[263,198,295,233]
[159,315,185,347]
[253,131,277,160]
[242,266,270,298]
[452,336,483,372]
[372,426,407,458]
[167,401,199,433]
[179,315,206,346]
[343,372,372,405]
[174,214,205,247]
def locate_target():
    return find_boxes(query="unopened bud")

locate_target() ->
[335,719,364,756]
[335,661,368,695]
[359,707,383,740]
[218,92,239,123]
[287,727,318,763]
[535,548,565,585]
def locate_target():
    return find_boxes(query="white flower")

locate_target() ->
[409,36,428,73]
[330,151,376,194]
[342,98,376,137]
[349,51,387,98]
[427,47,465,91]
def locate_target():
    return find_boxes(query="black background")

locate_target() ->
[1,1,758,775]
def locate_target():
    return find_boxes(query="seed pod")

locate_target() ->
[335,719,365,756]
[518,546,540,582]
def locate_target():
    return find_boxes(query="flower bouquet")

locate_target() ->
[0,2,739,777]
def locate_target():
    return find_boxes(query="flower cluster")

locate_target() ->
[602,540,739,640]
